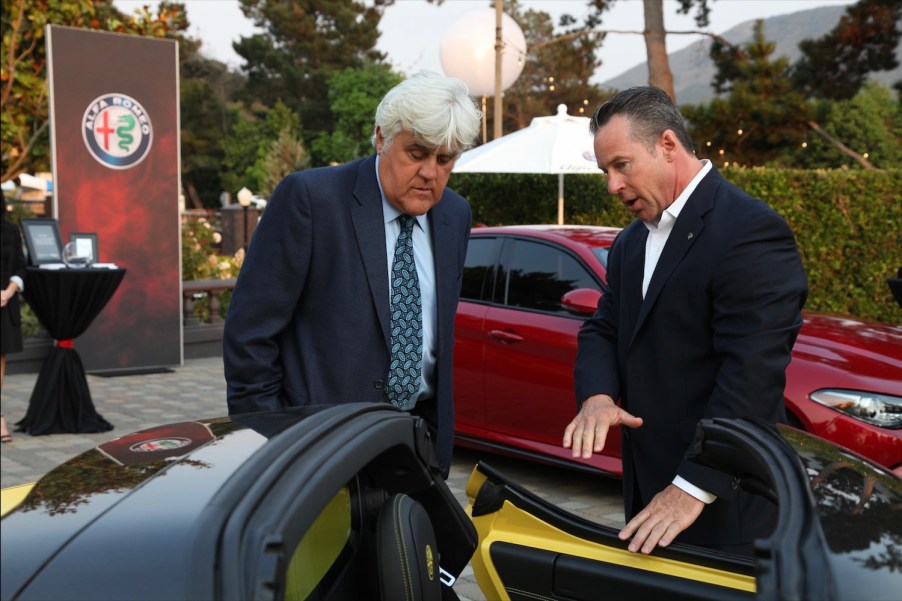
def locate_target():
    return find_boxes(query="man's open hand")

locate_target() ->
[563,394,643,459]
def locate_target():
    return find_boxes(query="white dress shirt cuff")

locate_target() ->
[10,275,23,293]
[673,475,717,504]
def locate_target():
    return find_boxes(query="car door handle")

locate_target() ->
[488,329,524,343]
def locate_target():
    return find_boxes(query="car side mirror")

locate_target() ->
[561,288,602,316]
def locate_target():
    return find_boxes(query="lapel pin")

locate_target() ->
[687,232,694,240]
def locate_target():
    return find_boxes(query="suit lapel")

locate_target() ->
[351,156,391,347]
[630,169,719,346]
[429,200,456,346]
[621,224,647,348]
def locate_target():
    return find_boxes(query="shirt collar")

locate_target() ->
[375,154,426,229]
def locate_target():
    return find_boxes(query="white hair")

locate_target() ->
[372,70,482,154]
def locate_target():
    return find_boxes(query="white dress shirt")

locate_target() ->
[641,159,716,504]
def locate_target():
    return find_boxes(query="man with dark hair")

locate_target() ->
[565,86,808,555]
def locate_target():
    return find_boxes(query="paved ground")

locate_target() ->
[1,356,624,601]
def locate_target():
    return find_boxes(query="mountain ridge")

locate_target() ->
[598,5,902,105]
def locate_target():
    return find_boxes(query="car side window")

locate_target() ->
[461,237,499,302]
[505,240,600,315]
[284,486,352,600]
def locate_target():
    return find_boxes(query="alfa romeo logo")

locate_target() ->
[82,93,153,169]
[130,438,191,453]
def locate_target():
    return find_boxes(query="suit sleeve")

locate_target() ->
[678,207,808,491]
[574,230,626,408]
[223,174,313,414]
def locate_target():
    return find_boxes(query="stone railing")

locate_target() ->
[182,278,236,359]
[182,278,237,325]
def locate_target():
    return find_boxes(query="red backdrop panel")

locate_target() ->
[48,26,181,372]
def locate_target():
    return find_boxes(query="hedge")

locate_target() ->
[449,168,902,325]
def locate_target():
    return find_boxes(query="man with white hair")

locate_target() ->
[224,71,482,477]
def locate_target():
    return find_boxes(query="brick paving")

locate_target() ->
[0,356,624,601]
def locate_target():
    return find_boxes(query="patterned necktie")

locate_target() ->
[387,215,422,408]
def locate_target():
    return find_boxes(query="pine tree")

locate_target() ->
[233,0,386,142]
[790,0,902,101]
[683,21,810,167]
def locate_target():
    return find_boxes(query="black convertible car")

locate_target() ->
[2,405,900,600]
[1,404,474,601]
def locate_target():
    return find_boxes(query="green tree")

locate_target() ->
[219,100,303,198]
[684,0,901,169]
[311,62,402,165]
[0,0,190,181]
[683,21,811,167]
[180,53,247,208]
[791,0,902,101]
[787,82,902,170]
[233,0,387,148]
[262,126,309,194]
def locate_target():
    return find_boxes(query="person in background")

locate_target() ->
[564,86,808,556]
[1,205,27,443]
[223,71,481,477]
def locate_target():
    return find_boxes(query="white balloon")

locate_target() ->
[439,8,526,97]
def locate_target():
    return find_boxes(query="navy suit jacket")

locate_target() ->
[223,155,471,475]
[575,167,808,547]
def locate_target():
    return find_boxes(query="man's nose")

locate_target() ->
[606,173,622,195]
[418,156,437,180]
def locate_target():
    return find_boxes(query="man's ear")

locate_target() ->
[375,126,385,154]
[660,129,678,160]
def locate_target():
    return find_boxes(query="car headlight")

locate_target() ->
[809,389,902,429]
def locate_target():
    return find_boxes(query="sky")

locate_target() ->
[114,0,856,82]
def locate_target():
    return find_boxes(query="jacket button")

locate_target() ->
[731,478,740,490]
[374,380,385,390]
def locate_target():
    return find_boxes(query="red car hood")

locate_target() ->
[793,312,902,392]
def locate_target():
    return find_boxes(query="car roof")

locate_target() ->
[471,224,622,249]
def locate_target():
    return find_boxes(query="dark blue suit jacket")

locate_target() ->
[223,155,471,474]
[575,167,808,547]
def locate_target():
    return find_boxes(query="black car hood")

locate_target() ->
[0,407,327,599]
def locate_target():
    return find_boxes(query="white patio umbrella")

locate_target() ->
[453,104,599,225]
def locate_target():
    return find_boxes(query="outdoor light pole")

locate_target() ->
[494,0,503,140]
[237,187,252,250]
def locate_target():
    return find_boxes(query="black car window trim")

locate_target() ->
[216,406,444,599]
[497,236,604,319]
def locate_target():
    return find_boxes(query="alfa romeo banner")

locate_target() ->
[47,26,181,372]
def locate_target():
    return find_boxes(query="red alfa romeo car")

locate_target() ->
[453,225,902,477]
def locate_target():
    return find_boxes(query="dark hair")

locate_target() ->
[590,86,694,153]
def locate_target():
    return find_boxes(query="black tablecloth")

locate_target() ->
[16,267,126,435]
